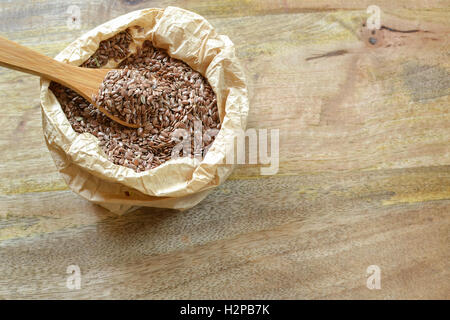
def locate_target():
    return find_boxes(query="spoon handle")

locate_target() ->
[0,36,72,80]
[0,36,140,129]
[0,35,105,99]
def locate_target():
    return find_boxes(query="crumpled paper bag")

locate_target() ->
[39,6,249,214]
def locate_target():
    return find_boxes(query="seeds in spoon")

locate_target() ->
[92,68,159,127]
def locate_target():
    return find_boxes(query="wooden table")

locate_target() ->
[0,0,449,299]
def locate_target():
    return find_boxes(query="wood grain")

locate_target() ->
[0,0,449,299]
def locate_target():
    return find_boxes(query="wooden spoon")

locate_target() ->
[0,36,139,128]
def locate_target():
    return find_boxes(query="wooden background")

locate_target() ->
[0,0,449,299]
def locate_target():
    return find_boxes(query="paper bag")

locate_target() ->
[40,7,249,214]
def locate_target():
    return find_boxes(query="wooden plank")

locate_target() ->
[0,0,449,299]
[1,168,449,299]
